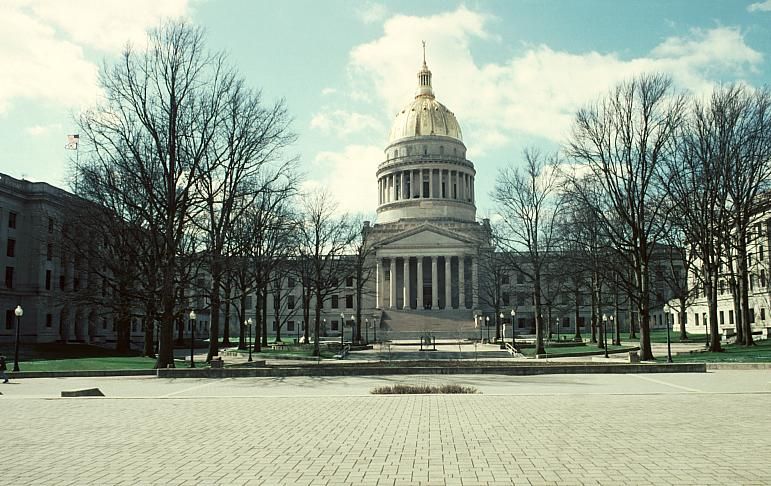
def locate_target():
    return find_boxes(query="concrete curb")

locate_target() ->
[158,362,705,378]
[706,363,771,370]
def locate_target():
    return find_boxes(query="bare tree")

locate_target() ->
[493,148,564,356]
[568,73,686,361]
[296,191,358,357]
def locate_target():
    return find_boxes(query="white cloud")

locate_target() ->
[748,0,771,12]
[310,109,383,138]
[0,0,191,114]
[321,87,337,96]
[25,123,62,136]
[347,7,763,146]
[356,2,388,24]
[312,144,382,214]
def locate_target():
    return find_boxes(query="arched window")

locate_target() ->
[439,146,444,155]
[423,145,428,155]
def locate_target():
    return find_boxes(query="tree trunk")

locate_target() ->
[238,294,247,349]
[261,284,269,346]
[737,232,754,346]
[678,299,688,341]
[222,280,232,347]
[313,289,322,357]
[729,275,744,344]
[143,317,155,357]
[207,262,221,362]
[573,290,582,342]
[253,288,262,353]
[706,275,722,352]
[638,258,654,361]
[533,277,545,356]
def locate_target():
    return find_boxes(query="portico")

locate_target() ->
[376,254,476,310]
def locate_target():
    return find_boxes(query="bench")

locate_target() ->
[270,343,288,350]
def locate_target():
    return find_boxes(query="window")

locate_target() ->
[578,316,586,328]
[719,311,724,325]
[762,270,767,288]
[331,320,339,331]
[288,277,295,288]
[102,318,107,330]
[750,308,755,323]
[48,218,54,233]
[5,310,13,330]
[346,276,353,287]
[45,314,52,328]
[502,275,509,285]
[5,266,13,288]
[45,270,51,290]
[8,212,17,229]
[517,318,526,328]
[345,294,353,309]
[288,295,295,309]
[517,273,524,284]
[331,295,339,309]
[762,308,766,321]
[761,245,765,262]
[59,275,65,290]
[46,243,53,261]
[287,321,295,332]
[750,274,756,291]
[502,294,510,306]
[6,238,15,257]
[516,293,525,306]
[729,310,734,325]
[132,319,138,332]
[245,296,252,308]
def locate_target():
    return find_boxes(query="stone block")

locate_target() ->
[61,388,104,397]
[210,357,224,368]
[628,351,640,363]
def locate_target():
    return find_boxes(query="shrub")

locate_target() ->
[370,384,479,394]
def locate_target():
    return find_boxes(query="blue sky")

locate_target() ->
[2,0,771,217]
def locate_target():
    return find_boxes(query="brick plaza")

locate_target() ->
[2,371,770,485]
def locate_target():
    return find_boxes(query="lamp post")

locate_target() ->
[510,309,516,349]
[340,312,345,346]
[365,318,369,344]
[350,314,355,345]
[475,315,481,342]
[189,310,196,368]
[13,305,23,372]
[247,318,253,362]
[485,316,490,342]
[556,318,560,341]
[609,315,614,347]
[373,317,378,343]
[498,312,504,343]
[602,314,609,358]
[666,312,673,363]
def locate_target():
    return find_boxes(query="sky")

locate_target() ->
[2,0,771,219]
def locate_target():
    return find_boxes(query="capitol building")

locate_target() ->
[365,53,491,337]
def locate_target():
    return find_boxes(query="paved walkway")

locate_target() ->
[2,370,770,485]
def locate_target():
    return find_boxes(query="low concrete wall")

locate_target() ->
[706,363,771,370]
[8,369,157,379]
[157,362,705,378]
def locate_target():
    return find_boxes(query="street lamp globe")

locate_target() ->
[13,305,23,372]
[15,305,23,317]
[189,310,196,321]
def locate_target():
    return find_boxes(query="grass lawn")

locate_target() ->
[19,356,185,371]
[671,338,771,363]
[231,345,336,360]
[521,344,637,357]
[639,329,707,344]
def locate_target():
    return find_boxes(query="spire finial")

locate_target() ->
[422,40,426,64]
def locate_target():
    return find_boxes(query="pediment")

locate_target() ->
[376,224,480,252]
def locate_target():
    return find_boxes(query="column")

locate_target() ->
[417,257,424,309]
[431,256,439,309]
[403,257,410,310]
[471,256,478,307]
[391,174,396,202]
[445,256,452,309]
[389,258,396,309]
[458,256,465,309]
[376,259,382,308]
[419,169,424,198]
[428,169,433,198]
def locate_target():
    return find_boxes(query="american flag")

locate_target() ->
[65,134,79,150]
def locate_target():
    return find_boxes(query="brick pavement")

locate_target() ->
[1,372,770,485]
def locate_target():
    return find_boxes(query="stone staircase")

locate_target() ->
[380,308,486,340]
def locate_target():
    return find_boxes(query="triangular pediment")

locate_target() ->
[376,223,480,251]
